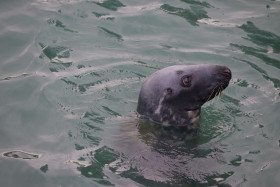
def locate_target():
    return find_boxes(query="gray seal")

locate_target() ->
[136,64,231,131]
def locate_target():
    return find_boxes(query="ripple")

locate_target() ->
[92,12,114,20]
[39,43,72,61]
[2,150,40,160]
[198,18,240,27]
[52,61,138,78]
[47,18,77,33]
[85,77,141,93]
[160,3,209,26]
[181,0,213,8]
[98,26,123,41]
[231,43,280,69]
[92,0,125,11]
[239,21,280,54]
[0,73,30,82]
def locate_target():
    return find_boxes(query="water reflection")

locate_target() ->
[231,21,280,90]
[239,21,280,54]
[47,18,77,33]
[93,0,125,11]
[160,0,211,26]
[2,0,278,186]
[231,21,280,69]
[98,26,123,41]
[2,150,40,160]
[181,0,212,8]
[100,113,237,186]
[76,146,119,186]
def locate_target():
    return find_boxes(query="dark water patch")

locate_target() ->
[39,43,72,61]
[220,94,241,107]
[40,164,48,173]
[78,79,103,93]
[93,0,125,11]
[2,150,39,160]
[77,64,85,69]
[119,170,173,187]
[131,72,146,78]
[83,110,105,124]
[61,78,78,90]
[229,155,242,166]
[0,73,30,82]
[238,21,280,53]
[236,58,280,89]
[161,44,173,50]
[204,172,234,186]
[244,159,253,163]
[248,150,261,154]
[230,43,280,69]
[76,146,119,186]
[102,106,121,117]
[39,43,73,72]
[84,122,103,132]
[160,4,209,26]
[85,133,102,146]
[78,162,105,179]
[235,79,249,88]
[49,62,73,72]
[98,26,123,41]
[79,126,102,146]
[49,61,72,72]
[68,121,103,154]
[181,0,213,8]
[75,143,85,151]
[94,146,119,165]
[47,18,77,33]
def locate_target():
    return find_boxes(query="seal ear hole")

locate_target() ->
[181,75,192,87]
[166,88,173,94]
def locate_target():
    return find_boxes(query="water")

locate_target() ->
[0,0,279,186]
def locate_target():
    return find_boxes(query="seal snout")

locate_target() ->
[216,66,231,91]
[219,66,232,80]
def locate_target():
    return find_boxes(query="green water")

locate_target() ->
[0,0,280,186]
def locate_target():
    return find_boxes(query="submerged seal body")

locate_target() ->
[137,64,231,131]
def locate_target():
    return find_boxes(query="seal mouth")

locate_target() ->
[201,82,229,103]
[184,107,200,112]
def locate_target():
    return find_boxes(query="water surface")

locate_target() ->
[0,0,280,186]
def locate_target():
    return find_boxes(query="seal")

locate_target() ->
[136,64,231,131]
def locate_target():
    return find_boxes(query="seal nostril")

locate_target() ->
[224,67,231,75]
[219,67,232,79]
[224,71,232,79]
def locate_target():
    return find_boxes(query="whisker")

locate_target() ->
[215,88,220,101]
[206,85,219,103]
[217,87,222,101]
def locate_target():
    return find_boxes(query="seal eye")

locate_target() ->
[181,75,191,87]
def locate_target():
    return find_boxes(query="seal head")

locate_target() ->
[137,64,231,130]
